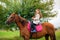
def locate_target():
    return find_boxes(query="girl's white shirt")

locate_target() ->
[33,14,40,24]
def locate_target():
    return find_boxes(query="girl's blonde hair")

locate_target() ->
[35,9,42,18]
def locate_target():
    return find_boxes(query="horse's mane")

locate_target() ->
[15,12,28,26]
[19,16,28,26]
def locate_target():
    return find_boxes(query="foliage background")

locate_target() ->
[0,0,56,30]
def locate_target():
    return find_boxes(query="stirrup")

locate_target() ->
[31,30,36,32]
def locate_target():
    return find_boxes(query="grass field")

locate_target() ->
[0,30,60,40]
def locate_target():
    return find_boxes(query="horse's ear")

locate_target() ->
[18,13,20,16]
[14,11,20,16]
[12,12,16,14]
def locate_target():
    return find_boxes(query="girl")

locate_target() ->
[31,9,43,32]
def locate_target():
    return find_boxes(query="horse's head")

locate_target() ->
[6,12,16,25]
[6,12,28,27]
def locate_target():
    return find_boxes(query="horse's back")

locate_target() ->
[42,22,54,29]
[42,22,55,33]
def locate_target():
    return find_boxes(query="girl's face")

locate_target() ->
[35,9,40,14]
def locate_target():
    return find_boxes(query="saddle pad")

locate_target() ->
[27,21,42,32]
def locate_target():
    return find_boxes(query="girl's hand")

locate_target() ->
[32,17,34,19]
[32,17,35,20]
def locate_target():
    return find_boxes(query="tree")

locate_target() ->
[0,0,56,30]
[19,0,56,19]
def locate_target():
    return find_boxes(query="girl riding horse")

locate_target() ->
[31,9,42,32]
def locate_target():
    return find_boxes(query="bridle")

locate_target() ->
[8,14,16,23]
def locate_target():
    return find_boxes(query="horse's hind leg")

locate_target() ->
[45,34,49,40]
[50,33,56,40]
[53,34,56,40]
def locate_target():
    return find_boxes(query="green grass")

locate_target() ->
[0,30,60,40]
[55,30,60,40]
[0,30,21,40]
[0,31,19,38]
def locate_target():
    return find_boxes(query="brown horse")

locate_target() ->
[6,12,56,40]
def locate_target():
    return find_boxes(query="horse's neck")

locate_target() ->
[15,15,28,30]
[15,16,23,30]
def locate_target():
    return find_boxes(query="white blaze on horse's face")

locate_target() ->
[6,13,15,24]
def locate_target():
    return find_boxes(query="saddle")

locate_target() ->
[27,21,42,32]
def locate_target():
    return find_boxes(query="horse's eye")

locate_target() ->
[11,17,13,18]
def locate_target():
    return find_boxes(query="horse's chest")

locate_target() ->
[21,28,30,36]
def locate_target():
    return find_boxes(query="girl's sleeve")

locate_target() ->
[34,14,40,19]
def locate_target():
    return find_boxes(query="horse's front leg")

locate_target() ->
[24,38,29,40]
[24,36,29,40]
[23,35,30,40]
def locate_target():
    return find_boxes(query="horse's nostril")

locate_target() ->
[5,21,9,24]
